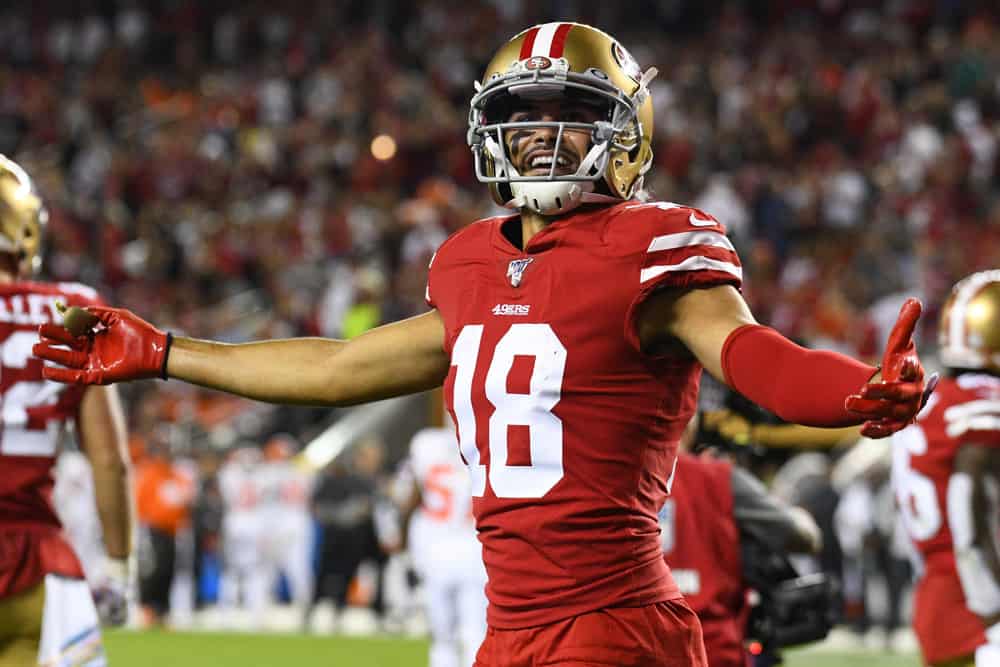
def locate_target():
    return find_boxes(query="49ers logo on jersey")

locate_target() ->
[492,303,530,316]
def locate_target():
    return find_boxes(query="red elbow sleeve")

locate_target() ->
[721,324,876,427]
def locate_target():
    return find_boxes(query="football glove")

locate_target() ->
[92,557,131,627]
[33,307,171,385]
[845,298,938,438]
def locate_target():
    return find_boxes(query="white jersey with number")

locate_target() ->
[406,428,484,579]
[218,456,263,570]
[405,427,487,667]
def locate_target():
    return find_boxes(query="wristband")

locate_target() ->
[160,332,173,380]
[104,556,131,585]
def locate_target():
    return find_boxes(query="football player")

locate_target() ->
[0,155,132,666]
[217,445,267,628]
[395,427,488,667]
[256,436,314,615]
[892,270,1000,667]
[34,23,932,666]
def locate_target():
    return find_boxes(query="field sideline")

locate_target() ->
[103,629,922,666]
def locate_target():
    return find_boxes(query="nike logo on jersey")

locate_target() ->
[688,212,715,226]
[492,303,531,316]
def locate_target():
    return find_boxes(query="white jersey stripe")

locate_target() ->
[945,416,1000,438]
[640,256,742,284]
[646,230,735,254]
[944,400,1000,421]
[531,23,561,57]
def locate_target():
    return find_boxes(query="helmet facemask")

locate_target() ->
[469,56,656,216]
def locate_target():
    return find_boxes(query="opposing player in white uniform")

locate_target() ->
[217,446,268,627]
[398,427,487,667]
[255,436,314,612]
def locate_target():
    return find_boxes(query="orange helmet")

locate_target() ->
[939,270,1000,374]
[468,23,656,215]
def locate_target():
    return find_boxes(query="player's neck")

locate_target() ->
[519,209,554,248]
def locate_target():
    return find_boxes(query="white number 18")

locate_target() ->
[451,323,567,499]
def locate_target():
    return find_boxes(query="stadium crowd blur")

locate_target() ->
[7,0,1000,644]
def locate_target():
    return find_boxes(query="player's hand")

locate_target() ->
[33,307,171,385]
[845,298,939,438]
[92,557,131,627]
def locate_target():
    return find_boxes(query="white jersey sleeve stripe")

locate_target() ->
[944,400,1000,420]
[640,256,742,284]
[946,416,1000,438]
[646,230,735,254]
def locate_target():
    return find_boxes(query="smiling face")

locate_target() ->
[503,99,606,177]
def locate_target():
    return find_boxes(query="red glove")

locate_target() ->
[845,298,939,438]
[33,307,171,385]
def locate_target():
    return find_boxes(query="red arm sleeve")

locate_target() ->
[721,324,877,427]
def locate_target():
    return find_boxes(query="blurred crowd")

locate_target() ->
[3,0,1000,450]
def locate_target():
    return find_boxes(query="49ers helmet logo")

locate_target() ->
[524,56,552,70]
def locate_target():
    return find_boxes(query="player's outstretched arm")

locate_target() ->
[637,284,933,437]
[35,308,451,406]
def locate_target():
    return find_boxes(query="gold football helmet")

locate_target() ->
[468,22,656,215]
[939,270,1000,374]
[0,154,46,275]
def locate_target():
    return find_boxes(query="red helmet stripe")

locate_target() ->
[549,23,573,58]
[519,27,540,60]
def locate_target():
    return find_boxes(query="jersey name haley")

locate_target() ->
[426,200,742,628]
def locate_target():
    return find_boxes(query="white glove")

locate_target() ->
[92,557,131,627]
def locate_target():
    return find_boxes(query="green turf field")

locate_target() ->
[104,629,923,666]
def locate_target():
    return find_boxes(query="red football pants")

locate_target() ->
[913,568,985,665]
[473,598,708,666]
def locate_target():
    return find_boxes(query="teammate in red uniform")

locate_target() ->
[892,270,1000,667]
[0,156,132,666]
[34,23,932,666]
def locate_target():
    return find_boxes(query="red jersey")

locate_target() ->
[662,453,748,667]
[426,200,742,628]
[0,281,103,597]
[891,374,1000,663]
